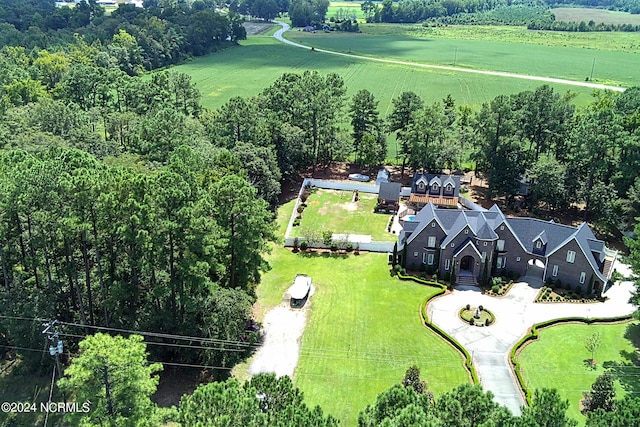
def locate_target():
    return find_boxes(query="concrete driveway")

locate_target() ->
[427,260,636,415]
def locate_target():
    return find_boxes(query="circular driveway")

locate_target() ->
[427,261,636,415]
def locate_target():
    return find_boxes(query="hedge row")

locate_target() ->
[510,314,634,405]
[397,273,479,385]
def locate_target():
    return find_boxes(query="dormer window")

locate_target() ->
[431,183,439,192]
[418,182,425,191]
[445,184,452,192]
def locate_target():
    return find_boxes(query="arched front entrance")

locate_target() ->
[459,255,475,275]
[526,259,545,279]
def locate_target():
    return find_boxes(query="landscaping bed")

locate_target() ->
[535,285,602,303]
[459,305,495,327]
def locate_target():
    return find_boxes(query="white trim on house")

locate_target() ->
[453,239,483,259]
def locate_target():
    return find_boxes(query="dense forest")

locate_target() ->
[0,0,245,72]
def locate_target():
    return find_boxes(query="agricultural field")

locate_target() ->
[285,25,640,87]
[174,35,599,115]
[257,247,470,426]
[327,1,365,21]
[552,7,640,25]
[290,189,396,242]
[516,321,638,425]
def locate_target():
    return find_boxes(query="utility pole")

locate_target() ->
[590,57,596,81]
[42,320,66,403]
[454,47,458,66]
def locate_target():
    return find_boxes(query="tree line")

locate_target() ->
[0,0,246,74]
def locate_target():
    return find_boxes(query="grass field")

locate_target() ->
[328,1,365,20]
[290,189,396,242]
[259,248,470,425]
[552,7,640,25]
[173,35,600,115]
[286,25,640,87]
[249,200,470,425]
[517,321,639,425]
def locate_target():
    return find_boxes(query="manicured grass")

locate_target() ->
[517,321,638,425]
[286,25,640,87]
[552,7,640,25]
[258,248,469,426]
[171,35,599,116]
[290,189,396,242]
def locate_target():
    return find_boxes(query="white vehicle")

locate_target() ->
[348,173,370,182]
[289,275,311,308]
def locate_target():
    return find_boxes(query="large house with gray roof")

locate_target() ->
[398,203,617,294]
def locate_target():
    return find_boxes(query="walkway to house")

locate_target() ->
[427,260,636,415]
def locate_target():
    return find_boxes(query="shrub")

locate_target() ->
[576,286,582,295]
[345,242,354,252]
[394,264,401,273]
[293,218,301,226]
[297,205,304,214]
[466,304,470,310]
[545,277,553,285]
[485,319,490,326]
[469,318,474,326]
[565,282,572,290]
[300,241,308,251]
[554,279,562,288]
[301,190,310,202]
[443,272,451,282]
[431,274,438,282]
[400,267,406,275]
[293,237,299,252]
[330,243,338,251]
[492,276,503,287]
[479,305,484,311]
[418,263,426,272]
[492,285,500,293]
[354,244,360,255]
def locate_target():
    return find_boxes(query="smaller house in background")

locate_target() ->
[409,173,461,208]
[378,182,401,212]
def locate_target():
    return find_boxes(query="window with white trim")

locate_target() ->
[516,256,521,262]
[446,184,452,192]
[465,229,469,234]
[432,184,439,191]
[580,272,586,284]
[497,256,505,269]
[445,259,450,270]
[414,251,419,257]
[484,242,488,246]
[497,240,505,251]
[536,240,542,249]
[552,265,558,277]
[451,242,455,248]
[427,253,434,265]
[500,225,504,231]
[566,250,576,263]
[418,182,425,191]
[428,236,436,248]
[431,222,436,227]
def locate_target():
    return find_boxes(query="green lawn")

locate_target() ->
[290,189,396,242]
[286,25,640,88]
[259,248,470,426]
[517,321,639,425]
[251,200,470,425]
[172,35,600,115]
